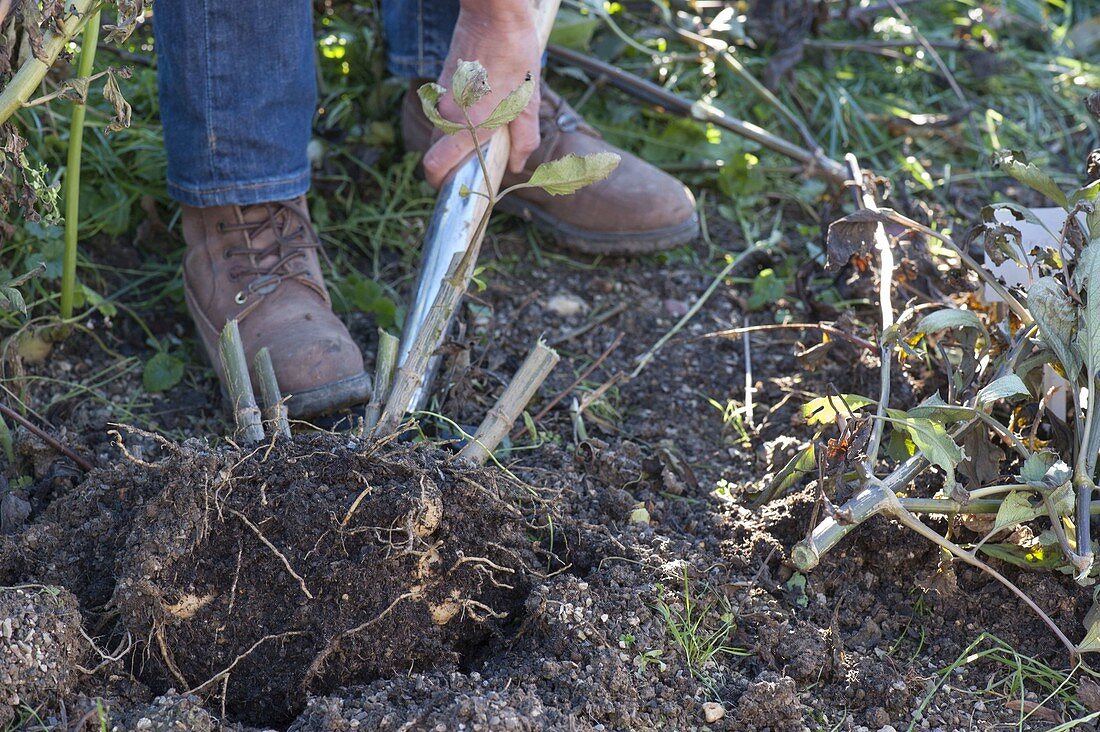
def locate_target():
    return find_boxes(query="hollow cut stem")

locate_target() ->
[457,340,559,465]
[253,347,289,439]
[218,320,264,444]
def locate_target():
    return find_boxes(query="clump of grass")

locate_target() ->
[913,632,1100,732]
[655,567,748,688]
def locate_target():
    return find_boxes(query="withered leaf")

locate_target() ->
[103,69,132,133]
[959,428,1004,488]
[103,0,147,43]
[825,208,894,270]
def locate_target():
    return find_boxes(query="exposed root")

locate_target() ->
[155,623,189,690]
[226,507,314,600]
[188,631,308,695]
[303,589,423,689]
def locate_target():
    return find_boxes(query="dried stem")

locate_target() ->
[846,154,895,470]
[218,320,264,444]
[546,44,847,183]
[365,329,399,435]
[458,340,560,465]
[253,347,289,439]
[704,322,877,352]
[511,331,623,441]
[0,402,91,471]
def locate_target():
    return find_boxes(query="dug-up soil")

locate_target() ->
[0,242,1093,732]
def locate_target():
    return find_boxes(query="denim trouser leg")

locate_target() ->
[155,1,317,207]
[383,0,461,79]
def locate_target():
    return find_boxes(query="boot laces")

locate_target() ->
[218,202,327,306]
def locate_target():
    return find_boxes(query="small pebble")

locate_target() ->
[702,702,725,723]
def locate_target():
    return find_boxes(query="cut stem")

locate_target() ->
[457,340,560,465]
[218,320,264,444]
[253,347,289,439]
[60,8,102,320]
[794,479,1076,658]
[364,329,399,435]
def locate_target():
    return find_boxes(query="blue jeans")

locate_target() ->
[155,0,459,207]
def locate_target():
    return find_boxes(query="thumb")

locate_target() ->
[423,134,475,190]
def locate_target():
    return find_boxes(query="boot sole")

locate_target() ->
[496,196,701,255]
[185,284,373,422]
[285,372,373,420]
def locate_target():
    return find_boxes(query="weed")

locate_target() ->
[655,568,749,687]
[912,632,1100,732]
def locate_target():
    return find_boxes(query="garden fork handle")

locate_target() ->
[396,0,561,414]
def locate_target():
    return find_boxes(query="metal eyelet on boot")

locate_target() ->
[234,274,281,306]
[556,113,578,132]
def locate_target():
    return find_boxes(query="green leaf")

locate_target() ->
[1080,614,1100,654]
[981,542,1069,571]
[993,490,1042,532]
[0,413,13,464]
[478,77,535,130]
[0,286,25,315]
[416,83,464,135]
[976,374,1030,406]
[526,152,620,196]
[1028,277,1081,380]
[757,443,816,501]
[897,417,964,485]
[143,351,184,393]
[803,394,875,425]
[907,394,974,424]
[886,426,917,461]
[1018,451,1072,489]
[746,268,785,311]
[993,150,1069,208]
[330,271,401,331]
[549,7,599,50]
[913,308,985,336]
[452,59,490,109]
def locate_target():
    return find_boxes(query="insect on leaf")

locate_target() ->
[1029,276,1082,380]
[527,152,620,196]
[416,83,465,135]
[976,374,1030,406]
[478,76,535,130]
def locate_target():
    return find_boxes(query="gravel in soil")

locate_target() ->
[0,237,1094,731]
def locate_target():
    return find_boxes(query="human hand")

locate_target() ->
[0,0,11,26]
[422,5,542,189]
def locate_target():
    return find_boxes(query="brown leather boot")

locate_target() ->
[402,82,700,255]
[181,196,372,419]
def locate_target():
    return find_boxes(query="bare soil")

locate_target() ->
[0,232,1093,731]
